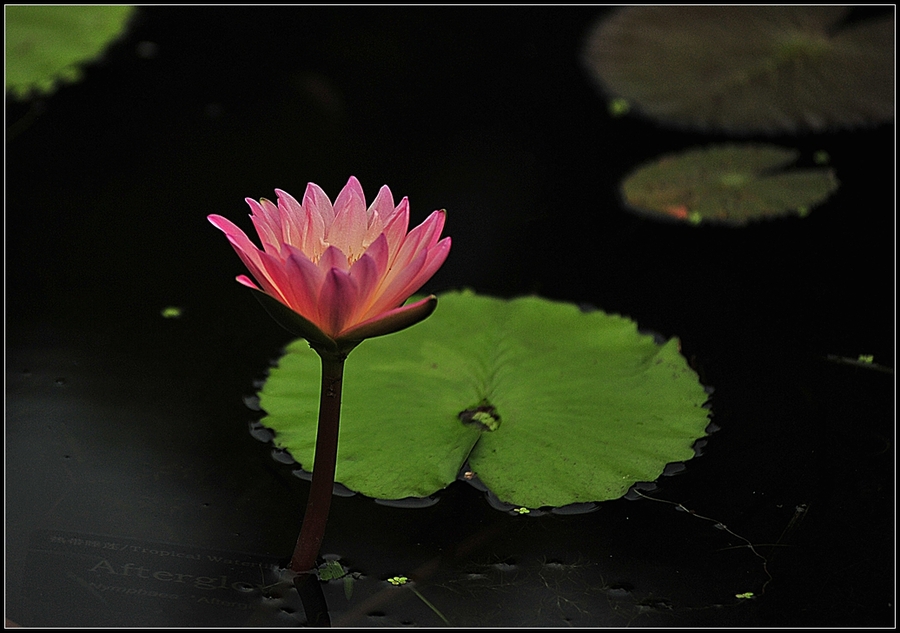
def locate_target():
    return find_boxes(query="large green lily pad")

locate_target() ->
[620,144,839,225]
[583,6,894,133]
[260,291,710,509]
[6,5,135,98]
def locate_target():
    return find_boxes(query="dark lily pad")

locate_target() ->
[583,6,894,133]
[620,144,839,225]
[6,5,136,99]
[259,291,711,509]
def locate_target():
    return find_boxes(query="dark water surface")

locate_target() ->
[6,7,894,627]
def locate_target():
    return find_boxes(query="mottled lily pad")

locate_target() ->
[620,144,839,225]
[583,6,894,133]
[6,5,135,98]
[259,290,711,509]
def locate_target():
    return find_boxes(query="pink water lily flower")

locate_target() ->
[209,177,450,354]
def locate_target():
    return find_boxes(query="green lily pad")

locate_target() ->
[620,144,839,225]
[6,5,136,99]
[583,6,894,133]
[259,291,711,509]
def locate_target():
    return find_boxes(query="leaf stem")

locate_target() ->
[290,350,345,572]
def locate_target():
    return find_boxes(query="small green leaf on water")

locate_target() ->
[608,97,631,117]
[317,560,346,581]
[735,591,755,600]
[458,401,501,432]
[620,144,839,226]
[161,306,183,319]
[388,576,409,586]
[825,354,893,374]
[515,507,531,515]
[260,291,711,509]
[343,576,354,600]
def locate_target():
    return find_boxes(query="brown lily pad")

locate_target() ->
[583,6,894,133]
[620,144,839,225]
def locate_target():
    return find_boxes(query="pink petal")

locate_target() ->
[209,215,274,289]
[208,213,244,236]
[236,274,261,290]
[407,236,451,294]
[332,176,365,216]
[281,250,325,320]
[318,244,350,273]
[249,217,279,254]
[339,295,438,342]
[364,237,450,320]
[381,200,410,260]
[253,249,303,307]
[367,184,395,219]
[303,182,334,227]
[248,211,286,256]
[378,210,446,290]
[391,209,444,271]
[392,195,410,221]
[273,189,304,249]
[258,198,286,249]
[244,196,280,244]
[328,178,368,257]
[363,185,395,241]
[348,251,381,320]
[228,245,287,306]
[361,233,390,278]
[318,268,359,338]
[363,248,429,319]
[277,188,325,258]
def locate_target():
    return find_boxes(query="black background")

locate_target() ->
[6,6,894,627]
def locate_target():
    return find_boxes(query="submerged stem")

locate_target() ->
[290,350,346,573]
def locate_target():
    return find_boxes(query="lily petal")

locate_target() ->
[318,244,350,273]
[303,181,334,226]
[245,198,281,250]
[381,199,410,260]
[340,295,438,342]
[318,267,358,338]
[282,250,325,322]
[328,177,368,259]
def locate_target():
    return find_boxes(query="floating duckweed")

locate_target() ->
[583,6,894,133]
[458,401,502,432]
[161,306,183,319]
[317,560,346,581]
[387,576,409,586]
[608,97,630,117]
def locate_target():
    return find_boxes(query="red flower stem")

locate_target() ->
[290,351,345,573]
